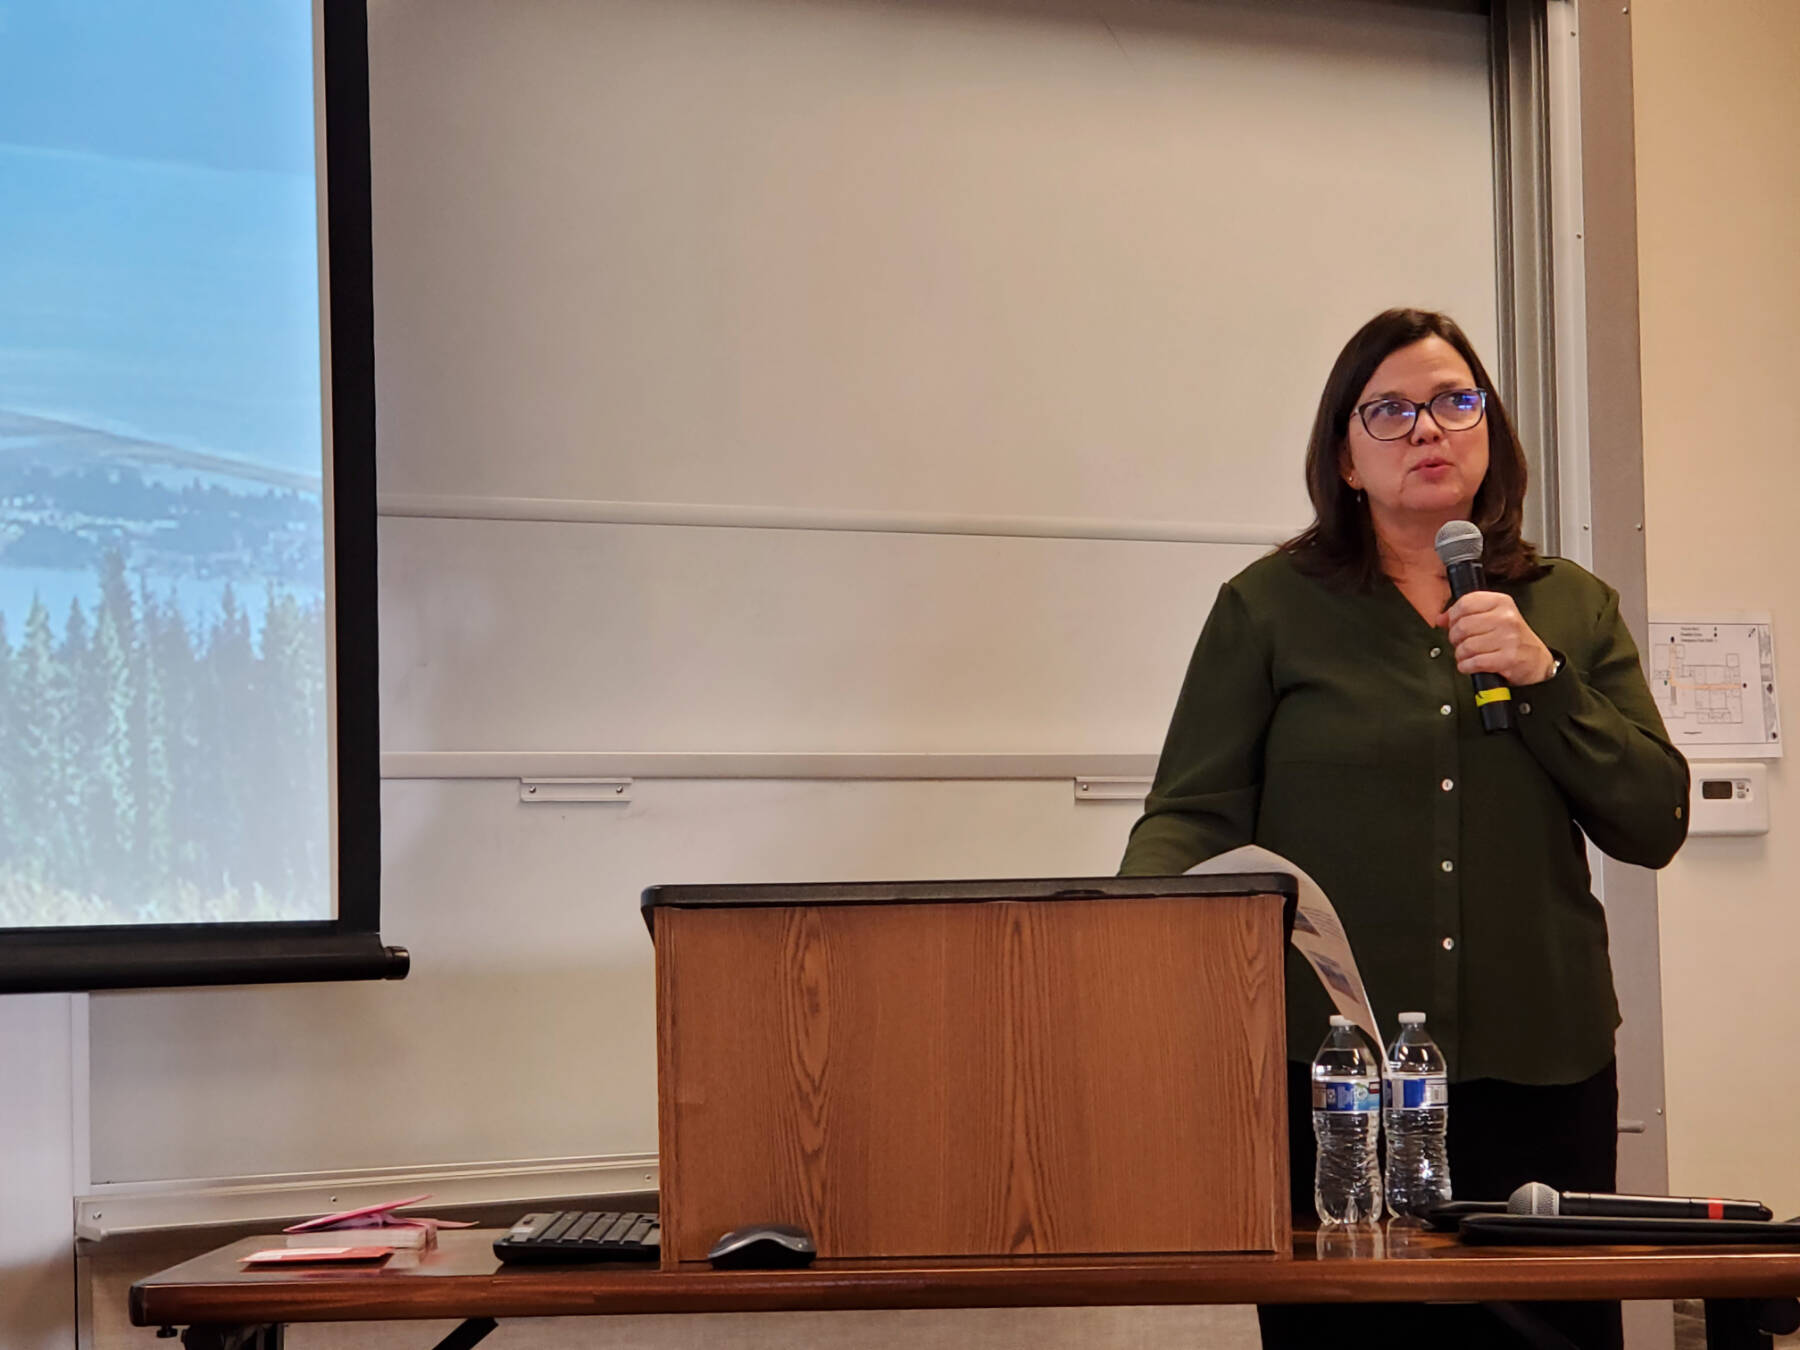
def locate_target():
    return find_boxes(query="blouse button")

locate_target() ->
[1440,859,1455,873]
[1429,646,1442,658]
[1442,937,1456,952]
[1439,704,1453,716]
[1440,778,1454,792]
[1520,702,1532,715]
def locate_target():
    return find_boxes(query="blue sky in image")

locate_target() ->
[0,1,323,478]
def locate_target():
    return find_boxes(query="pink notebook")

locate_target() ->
[243,1246,393,1265]
[283,1194,475,1234]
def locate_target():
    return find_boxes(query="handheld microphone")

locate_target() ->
[1433,520,1513,733]
[1508,1181,1773,1222]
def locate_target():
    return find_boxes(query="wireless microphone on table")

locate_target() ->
[1508,1181,1773,1222]
[1433,519,1513,733]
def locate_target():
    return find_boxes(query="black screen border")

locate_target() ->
[0,0,404,994]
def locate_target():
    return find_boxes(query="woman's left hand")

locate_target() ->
[1443,592,1558,686]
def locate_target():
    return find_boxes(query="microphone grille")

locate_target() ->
[1434,519,1485,566]
[1508,1181,1561,1216]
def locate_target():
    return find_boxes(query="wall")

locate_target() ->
[87,0,1497,1189]
[1634,0,1800,1218]
[0,996,76,1349]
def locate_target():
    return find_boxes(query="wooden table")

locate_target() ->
[131,1227,1800,1350]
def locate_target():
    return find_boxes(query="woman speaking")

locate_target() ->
[1120,309,1688,1349]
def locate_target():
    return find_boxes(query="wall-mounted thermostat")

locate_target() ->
[1687,762,1769,836]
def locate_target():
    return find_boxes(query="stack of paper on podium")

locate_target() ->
[1187,843,1384,1051]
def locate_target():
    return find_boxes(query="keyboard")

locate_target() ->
[493,1210,661,1263]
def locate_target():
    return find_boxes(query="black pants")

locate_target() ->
[1259,1058,1622,1350]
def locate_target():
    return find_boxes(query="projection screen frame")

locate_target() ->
[0,0,401,994]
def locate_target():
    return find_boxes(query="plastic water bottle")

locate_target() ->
[1311,1014,1383,1224]
[1383,1011,1452,1219]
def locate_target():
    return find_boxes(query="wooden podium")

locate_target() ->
[642,874,1296,1268]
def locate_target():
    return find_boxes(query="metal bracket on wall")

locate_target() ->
[1073,777,1152,803]
[519,778,633,804]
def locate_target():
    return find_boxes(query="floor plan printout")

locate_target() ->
[1648,617,1782,758]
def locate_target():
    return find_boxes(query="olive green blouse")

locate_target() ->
[1119,550,1688,1084]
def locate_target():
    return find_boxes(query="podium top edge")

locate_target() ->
[640,873,1297,934]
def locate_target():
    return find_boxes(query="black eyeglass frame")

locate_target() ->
[1353,388,1488,441]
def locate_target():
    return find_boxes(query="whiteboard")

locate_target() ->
[90,0,1499,1187]
[369,0,1496,522]
[378,518,1265,753]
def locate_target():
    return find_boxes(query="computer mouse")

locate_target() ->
[706,1222,817,1269]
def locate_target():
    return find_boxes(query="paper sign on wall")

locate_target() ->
[1648,615,1782,760]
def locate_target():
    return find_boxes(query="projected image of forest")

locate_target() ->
[0,421,329,926]
[0,2,333,926]
[0,552,326,927]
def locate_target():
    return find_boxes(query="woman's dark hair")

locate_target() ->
[1279,308,1541,589]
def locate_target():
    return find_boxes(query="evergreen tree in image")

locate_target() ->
[60,599,100,893]
[96,552,150,887]
[91,604,135,894]
[15,596,67,884]
[296,597,328,896]
[138,579,173,892]
[149,593,203,892]
[199,583,256,896]
[59,599,90,681]
[0,615,16,870]
[258,586,329,897]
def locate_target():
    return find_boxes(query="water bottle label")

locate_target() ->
[1383,1074,1448,1109]
[1312,1077,1379,1112]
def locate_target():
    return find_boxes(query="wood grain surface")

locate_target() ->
[130,1228,1800,1326]
[655,893,1289,1264]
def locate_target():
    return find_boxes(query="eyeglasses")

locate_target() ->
[1354,388,1487,441]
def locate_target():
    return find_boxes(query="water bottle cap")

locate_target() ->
[1328,1015,1351,1027]
[1398,1011,1427,1025]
